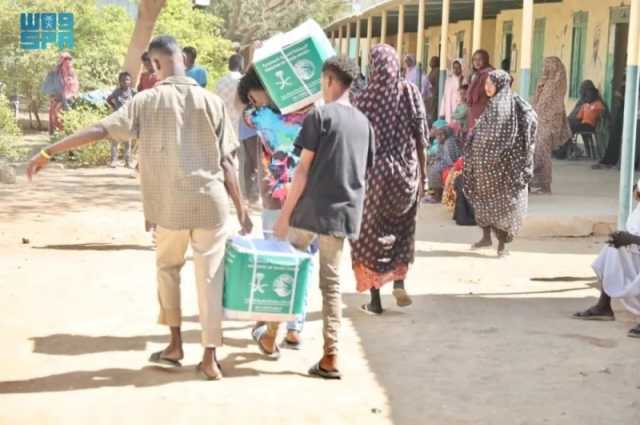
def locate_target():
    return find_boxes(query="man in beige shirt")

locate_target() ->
[27,35,252,381]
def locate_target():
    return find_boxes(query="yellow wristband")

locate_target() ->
[40,149,51,160]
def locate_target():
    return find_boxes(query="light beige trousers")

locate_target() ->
[155,225,227,347]
[267,228,345,355]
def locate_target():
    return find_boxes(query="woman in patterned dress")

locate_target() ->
[531,57,571,194]
[351,44,428,315]
[464,70,537,257]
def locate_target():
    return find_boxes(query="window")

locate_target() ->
[570,11,589,98]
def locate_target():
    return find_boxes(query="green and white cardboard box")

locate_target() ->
[223,236,312,322]
[253,19,336,115]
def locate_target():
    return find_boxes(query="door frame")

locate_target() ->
[604,6,630,106]
[530,18,546,97]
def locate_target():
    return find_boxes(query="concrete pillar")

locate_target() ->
[397,4,405,59]
[618,0,640,228]
[355,18,362,62]
[338,25,344,56]
[381,9,388,44]
[416,0,426,91]
[345,22,351,56]
[519,0,534,100]
[472,0,483,53]
[439,0,450,110]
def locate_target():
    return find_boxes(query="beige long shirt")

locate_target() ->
[100,76,239,230]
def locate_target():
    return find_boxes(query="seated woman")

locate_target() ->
[425,121,461,203]
[555,80,606,159]
[573,181,640,338]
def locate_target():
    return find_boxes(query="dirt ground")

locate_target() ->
[1,160,639,425]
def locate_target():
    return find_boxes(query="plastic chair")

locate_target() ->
[570,132,598,160]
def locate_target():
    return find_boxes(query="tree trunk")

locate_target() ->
[123,0,167,85]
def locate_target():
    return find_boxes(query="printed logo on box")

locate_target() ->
[20,12,74,50]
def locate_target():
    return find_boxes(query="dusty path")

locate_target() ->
[1,165,639,425]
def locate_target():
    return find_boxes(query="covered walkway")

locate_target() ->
[326,0,640,229]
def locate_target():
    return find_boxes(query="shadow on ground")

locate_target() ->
[342,293,640,425]
[32,243,154,251]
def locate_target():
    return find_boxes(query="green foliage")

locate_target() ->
[155,0,232,85]
[209,0,348,45]
[50,103,112,166]
[69,3,133,90]
[0,0,133,99]
[0,94,24,160]
[0,0,232,96]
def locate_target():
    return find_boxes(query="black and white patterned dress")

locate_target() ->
[463,70,537,237]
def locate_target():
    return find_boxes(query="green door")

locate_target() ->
[529,18,546,97]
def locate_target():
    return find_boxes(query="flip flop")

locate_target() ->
[392,288,413,307]
[360,304,383,316]
[251,325,281,360]
[196,362,223,381]
[627,325,640,339]
[308,362,341,380]
[280,338,302,350]
[148,351,182,368]
[572,308,615,321]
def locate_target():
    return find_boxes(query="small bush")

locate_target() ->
[0,94,25,161]
[50,103,113,167]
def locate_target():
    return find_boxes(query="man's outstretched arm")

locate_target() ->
[27,124,108,181]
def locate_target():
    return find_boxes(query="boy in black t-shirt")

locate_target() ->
[255,56,375,379]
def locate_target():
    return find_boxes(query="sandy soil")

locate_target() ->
[1,163,639,425]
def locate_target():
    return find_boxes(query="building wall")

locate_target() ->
[492,0,631,108]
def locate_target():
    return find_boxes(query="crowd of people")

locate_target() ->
[26,34,640,382]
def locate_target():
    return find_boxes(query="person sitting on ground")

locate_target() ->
[106,71,136,168]
[270,55,375,379]
[137,52,158,92]
[183,46,208,88]
[425,120,461,203]
[573,181,640,338]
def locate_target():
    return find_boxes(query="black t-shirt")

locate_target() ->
[290,102,374,240]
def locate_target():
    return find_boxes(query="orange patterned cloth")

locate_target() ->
[353,263,409,293]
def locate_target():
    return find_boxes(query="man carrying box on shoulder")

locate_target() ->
[26,35,252,381]
[261,56,375,379]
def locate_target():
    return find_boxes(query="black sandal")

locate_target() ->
[148,351,182,368]
[308,361,341,380]
[627,325,640,338]
[572,307,615,321]
[360,304,383,316]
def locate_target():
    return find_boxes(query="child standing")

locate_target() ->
[106,71,136,168]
